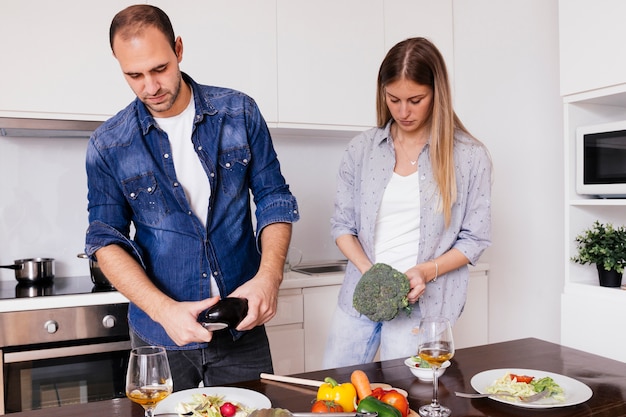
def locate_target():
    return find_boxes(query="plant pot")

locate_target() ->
[596,265,623,288]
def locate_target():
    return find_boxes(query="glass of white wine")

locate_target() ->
[126,346,173,417]
[416,317,455,417]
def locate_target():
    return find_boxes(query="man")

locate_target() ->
[84,4,299,390]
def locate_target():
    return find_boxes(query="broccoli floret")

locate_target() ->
[352,263,411,322]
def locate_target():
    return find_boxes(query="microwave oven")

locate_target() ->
[576,120,626,198]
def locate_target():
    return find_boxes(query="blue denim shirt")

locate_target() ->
[85,73,299,349]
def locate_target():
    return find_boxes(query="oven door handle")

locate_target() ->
[3,340,131,363]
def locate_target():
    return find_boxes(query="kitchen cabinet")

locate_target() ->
[149,0,279,123]
[0,1,136,120]
[2,0,453,131]
[275,0,453,130]
[302,284,341,371]
[275,0,384,129]
[266,281,343,374]
[559,0,626,362]
[559,0,626,96]
[266,288,306,374]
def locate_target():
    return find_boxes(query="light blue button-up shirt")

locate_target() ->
[331,121,491,324]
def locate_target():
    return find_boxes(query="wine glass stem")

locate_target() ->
[145,407,155,417]
[431,366,441,410]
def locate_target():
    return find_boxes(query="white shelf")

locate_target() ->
[569,198,626,206]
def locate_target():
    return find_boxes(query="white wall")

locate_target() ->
[452,0,563,343]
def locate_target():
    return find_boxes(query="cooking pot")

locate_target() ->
[77,253,114,288]
[0,258,55,283]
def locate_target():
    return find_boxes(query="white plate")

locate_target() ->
[470,368,592,409]
[155,386,271,414]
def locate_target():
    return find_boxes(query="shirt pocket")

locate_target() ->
[218,146,251,196]
[122,172,169,226]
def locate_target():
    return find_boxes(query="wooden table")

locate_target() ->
[8,338,626,417]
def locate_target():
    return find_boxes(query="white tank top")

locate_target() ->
[374,171,421,273]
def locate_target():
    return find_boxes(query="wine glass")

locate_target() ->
[126,346,173,417]
[416,317,455,417]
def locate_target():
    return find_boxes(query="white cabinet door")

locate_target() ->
[266,325,305,374]
[0,1,135,119]
[303,284,341,371]
[562,291,626,363]
[151,0,279,123]
[276,0,385,128]
[559,0,626,95]
[383,0,454,83]
[266,289,305,374]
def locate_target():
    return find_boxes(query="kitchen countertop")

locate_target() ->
[0,263,488,313]
[7,337,619,417]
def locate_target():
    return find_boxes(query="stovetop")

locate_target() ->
[0,276,117,300]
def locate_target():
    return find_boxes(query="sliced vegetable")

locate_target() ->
[370,387,385,400]
[509,374,534,384]
[317,377,357,412]
[351,370,372,401]
[356,396,402,417]
[311,400,344,413]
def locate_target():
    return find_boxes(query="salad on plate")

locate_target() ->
[175,393,254,417]
[486,372,565,402]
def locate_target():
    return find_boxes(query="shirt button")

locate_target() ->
[147,187,153,192]
[243,159,248,163]
[225,162,231,168]
[187,211,192,215]
[202,272,208,278]
[213,271,218,276]
[210,172,215,177]
[198,146,203,151]
[130,192,136,198]
[173,182,179,187]
[164,153,170,159]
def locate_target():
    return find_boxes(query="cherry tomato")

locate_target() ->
[220,402,238,417]
[380,390,409,417]
[311,400,344,413]
[509,374,534,384]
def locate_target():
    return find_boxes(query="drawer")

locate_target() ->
[267,289,303,327]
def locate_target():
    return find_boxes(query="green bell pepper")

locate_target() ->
[356,395,402,417]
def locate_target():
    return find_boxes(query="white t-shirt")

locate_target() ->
[374,171,421,273]
[154,92,220,296]
[154,91,210,226]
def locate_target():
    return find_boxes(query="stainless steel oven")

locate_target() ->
[0,302,130,414]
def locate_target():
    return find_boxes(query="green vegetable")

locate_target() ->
[356,396,402,417]
[410,355,431,368]
[353,263,411,321]
[531,377,564,397]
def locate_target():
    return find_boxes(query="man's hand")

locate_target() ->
[152,296,220,346]
[230,272,280,331]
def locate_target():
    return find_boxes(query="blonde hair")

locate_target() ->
[376,37,472,227]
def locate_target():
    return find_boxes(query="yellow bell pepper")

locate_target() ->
[316,377,357,412]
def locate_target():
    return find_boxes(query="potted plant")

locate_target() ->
[571,220,626,287]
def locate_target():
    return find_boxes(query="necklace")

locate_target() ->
[394,136,418,165]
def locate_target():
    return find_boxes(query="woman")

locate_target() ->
[324,37,492,367]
